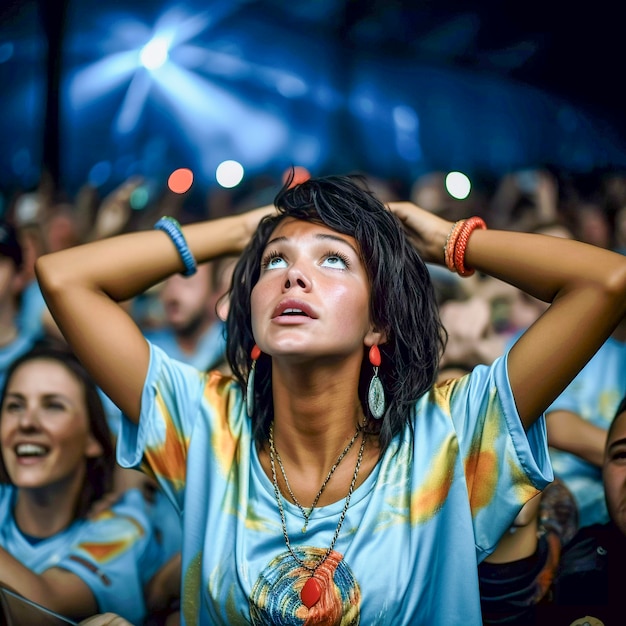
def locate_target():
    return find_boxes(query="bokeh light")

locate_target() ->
[282,165,311,187]
[168,168,194,193]
[215,160,244,188]
[445,171,471,200]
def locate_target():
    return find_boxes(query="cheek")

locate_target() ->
[250,282,268,326]
[0,419,13,445]
[49,418,92,452]
[332,285,371,331]
[603,470,625,505]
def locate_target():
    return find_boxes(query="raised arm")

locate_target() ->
[35,206,274,423]
[389,201,626,430]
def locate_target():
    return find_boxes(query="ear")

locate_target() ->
[364,326,387,348]
[85,434,104,459]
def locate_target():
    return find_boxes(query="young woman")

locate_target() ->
[35,174,626,625]
[0,342,162,624]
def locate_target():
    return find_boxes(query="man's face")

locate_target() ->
[603,409,626,535]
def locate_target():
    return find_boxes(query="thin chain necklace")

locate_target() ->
[268,421,366,608]
[272,423,362,533]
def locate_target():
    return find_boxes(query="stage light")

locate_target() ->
[140,37,169,70]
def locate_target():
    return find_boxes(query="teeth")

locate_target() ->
[283,308,305,315]
[16,443,47,457]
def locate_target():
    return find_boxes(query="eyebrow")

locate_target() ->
[607,437,626,453]
[265,233,360,256]
[4,392,70,403]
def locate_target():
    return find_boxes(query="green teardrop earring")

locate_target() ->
[367,345,385,419]
[246,344,261,417]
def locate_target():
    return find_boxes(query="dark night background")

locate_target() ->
[1,0,624,208]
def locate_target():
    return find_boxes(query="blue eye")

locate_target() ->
[262,252,288,270]
[321,252,349,269]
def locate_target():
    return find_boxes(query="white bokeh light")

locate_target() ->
[216,160,244,188]
[445,171,471,200]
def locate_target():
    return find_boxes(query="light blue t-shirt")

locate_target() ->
[118,343,551,626]
[16,280,47,340]
[547,336,626,527]
[0,486,161,624]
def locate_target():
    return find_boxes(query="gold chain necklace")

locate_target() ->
[268,421,366,608]
[272,424,361,533]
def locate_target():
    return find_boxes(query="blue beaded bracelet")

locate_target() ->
[154,216,198,277]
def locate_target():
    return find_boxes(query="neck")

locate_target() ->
[14,471,86,538]
[270,355,366,472]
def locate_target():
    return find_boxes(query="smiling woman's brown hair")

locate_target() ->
[0,340,114,519]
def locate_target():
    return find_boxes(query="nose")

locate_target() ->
[282,264,312,292]
[17,408,40,431]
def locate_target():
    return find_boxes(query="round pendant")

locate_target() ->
[300,576,322,608]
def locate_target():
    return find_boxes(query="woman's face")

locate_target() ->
[603,410,626,536]
[0,359,102,490]
[250,218,384,361]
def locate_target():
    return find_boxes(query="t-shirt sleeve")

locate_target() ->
[53,489,161,625]
[116,342,206,512]
[442,352,553,557]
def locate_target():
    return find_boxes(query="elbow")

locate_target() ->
[605,259,626,312]
[34,253,66,300]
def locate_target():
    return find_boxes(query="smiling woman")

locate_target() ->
[0,342,162,624]
[34,172,626,625]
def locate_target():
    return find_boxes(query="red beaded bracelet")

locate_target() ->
[453,216,487,277]
[443,220,465,273]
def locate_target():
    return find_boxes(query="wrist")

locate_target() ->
[444,217,487,277]
[154,217,198,276]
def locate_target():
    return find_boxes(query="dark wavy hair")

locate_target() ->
[0,341,115,520]
[226,173,446,453]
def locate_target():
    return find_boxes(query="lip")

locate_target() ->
[271,298,318,320]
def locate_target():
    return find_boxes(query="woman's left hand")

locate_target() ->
[387,201,453,265]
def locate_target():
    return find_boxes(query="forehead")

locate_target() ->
[8,359,82,394]
[607,410,626,446]
[267,218,358,250]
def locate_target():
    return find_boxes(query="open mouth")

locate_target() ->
[14,443,49,458]
[280,308,310,317]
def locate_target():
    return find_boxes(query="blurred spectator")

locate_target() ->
[142,261,227,372]
[544,394,626,622]
[614,204,626,255]
[0,342,163,624]
[488,169,560,232]
[0,221,38,388]
[570,201,612,249]
[545,315,626,529]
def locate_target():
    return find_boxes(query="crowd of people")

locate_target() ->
[0,163,624,625]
